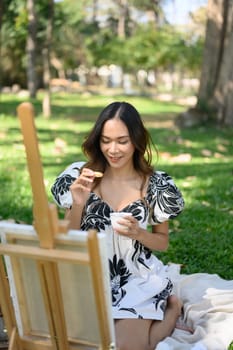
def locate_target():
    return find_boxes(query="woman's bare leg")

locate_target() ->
[115,318,152,350]
[148,295,182,347]
[114,295,182,350]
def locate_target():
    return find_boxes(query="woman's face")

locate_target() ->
[100,118,135,169]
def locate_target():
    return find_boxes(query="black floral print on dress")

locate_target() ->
[110,255,132,306]
[153,279,173,313]
[51,174,76,206]
[132,240,152,268]
[81,194,110,231]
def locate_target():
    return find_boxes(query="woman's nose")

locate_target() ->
[109,142,118,153]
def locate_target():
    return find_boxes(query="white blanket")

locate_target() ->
[156,264,233,350]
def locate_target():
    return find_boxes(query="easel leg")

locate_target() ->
[0,257,22,350]
[38,261,69,350]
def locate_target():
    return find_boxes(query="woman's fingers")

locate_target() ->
[71,167,104,195]
[117,216,138,235]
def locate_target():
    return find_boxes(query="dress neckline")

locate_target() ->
[91,192,146,212]
[91,175,153,212]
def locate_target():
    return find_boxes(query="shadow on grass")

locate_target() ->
[0,95,103,120]
[0,92,185,122]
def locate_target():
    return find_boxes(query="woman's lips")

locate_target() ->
[108,156,121,163]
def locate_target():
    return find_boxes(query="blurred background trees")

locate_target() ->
[0,0,206,88]
[1,0,233,125]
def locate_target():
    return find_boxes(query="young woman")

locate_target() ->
[51,101,185,350]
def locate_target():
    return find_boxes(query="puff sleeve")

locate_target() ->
[51,161,86,208]
[147,171,185,224]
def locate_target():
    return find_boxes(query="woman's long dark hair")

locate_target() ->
[82,102,157,178]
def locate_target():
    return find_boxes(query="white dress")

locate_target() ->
[51,161,185,320]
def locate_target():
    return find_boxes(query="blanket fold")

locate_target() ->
[158,265,233,350]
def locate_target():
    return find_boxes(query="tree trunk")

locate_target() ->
[116,0,128,39]
[26,0,37,98]
[92,0,98,22]
[213,0,233,125]
[197,0,223,101]
[0,0,3,33]
[197,0,233,126]
[42,0,54,118]
[151,0,161,24]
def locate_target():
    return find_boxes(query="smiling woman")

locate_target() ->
[51,101,185,350]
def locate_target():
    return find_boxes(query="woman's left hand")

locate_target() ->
[115,215,140,238]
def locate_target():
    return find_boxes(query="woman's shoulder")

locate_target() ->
[149,170,178,188]
[147,170,185,222]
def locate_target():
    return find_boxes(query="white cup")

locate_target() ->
[110,212,132,238]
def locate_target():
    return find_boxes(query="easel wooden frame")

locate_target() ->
[0,103,115,350]
[0,224,114,350]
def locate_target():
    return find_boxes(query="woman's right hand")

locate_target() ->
[69,167,95,206]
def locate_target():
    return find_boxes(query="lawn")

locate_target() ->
[0,91,233,280]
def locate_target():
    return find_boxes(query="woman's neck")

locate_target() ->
[105,165,138,181]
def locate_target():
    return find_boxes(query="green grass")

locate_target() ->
[0,91,233,280]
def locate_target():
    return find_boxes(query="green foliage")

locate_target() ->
[1,0,28,85]
[1,92,232,280]
[1,0,205,86]
[84,23,204,73]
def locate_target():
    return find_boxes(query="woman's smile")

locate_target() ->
[108,155,122,163]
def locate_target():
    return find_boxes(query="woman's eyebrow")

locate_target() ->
[101,135,129,140]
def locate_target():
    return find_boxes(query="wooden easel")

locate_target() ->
[0,103,115,350]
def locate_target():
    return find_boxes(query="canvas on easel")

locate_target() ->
[0,102,115,350]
